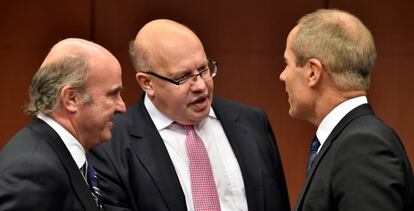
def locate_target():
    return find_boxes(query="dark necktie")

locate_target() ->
[80,159,103,211]
[182,124,221,211]
[307,136,321,171]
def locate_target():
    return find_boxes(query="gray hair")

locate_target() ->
[26,55,92,115]
[129,41,151,73]
[292,9,376,91]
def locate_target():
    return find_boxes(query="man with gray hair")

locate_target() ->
[280,9,414,210]
[0,38,126,210]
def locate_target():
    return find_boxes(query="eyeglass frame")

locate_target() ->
[142,58,218,86]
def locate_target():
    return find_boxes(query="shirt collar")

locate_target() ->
[144,94,217,131]
[37,113,86,168]
[316,96,368,147]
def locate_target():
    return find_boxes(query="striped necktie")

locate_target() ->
[80,159,103,211]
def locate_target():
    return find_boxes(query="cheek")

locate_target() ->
[95,100,116,119]
[206,80,214,94]
[170,94,188,112]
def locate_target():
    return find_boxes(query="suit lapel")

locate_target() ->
[128,98,187,210]
[29,118,97,211]
[295,104,374,210]
[212,97,264,211]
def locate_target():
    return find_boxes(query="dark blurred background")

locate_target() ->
[1,0,413,206]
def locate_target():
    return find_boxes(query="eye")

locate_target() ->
[107,87,122,98]
[107,92,117,99]
[200,67,209,76]
[198,64,208,71]
[173,74,192,85]
[175,74,192,81]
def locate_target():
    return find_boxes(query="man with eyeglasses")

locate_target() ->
[89,19,290,211]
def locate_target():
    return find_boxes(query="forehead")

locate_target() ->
[284,27,299,58]
[154,49,207,76]
[87,55,121,86]
[287,26,299,48]
[147,29,206,72]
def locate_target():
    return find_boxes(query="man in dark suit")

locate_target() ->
[279,9,414,210]
[89,19,290,211]
[0,38,126,210]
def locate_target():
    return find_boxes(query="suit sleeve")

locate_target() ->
[88,145,134,211]
[331,132,407,211]
[262,112,291,211]
[0,153,68,210]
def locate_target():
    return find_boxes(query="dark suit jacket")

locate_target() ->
[296,104,414,211]
[89,96,290,211]
[0,118,99,211]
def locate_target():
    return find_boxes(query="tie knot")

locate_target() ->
[311,136,320,151]
[180,124,196,136]
[182,125,194,131]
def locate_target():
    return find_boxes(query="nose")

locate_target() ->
[190,74,207,92]
[279,69,286,82]
[190,72,204,82]
[116,97,126,113]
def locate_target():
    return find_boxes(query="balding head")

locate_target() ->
[27,38,120,115]
[41,38,114,68]
[129,19,205,72]
[290,9,376,91]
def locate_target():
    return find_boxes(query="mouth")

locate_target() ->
[190,96,209,110]
[193,96,207,103]
[107,121,113,128]
[107,116,114,127]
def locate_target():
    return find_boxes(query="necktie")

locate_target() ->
[307,136,321,171]
[80,159,103,211]
[182,125,221,211]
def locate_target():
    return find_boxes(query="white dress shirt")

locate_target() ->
[316,96,368,153]
[144,95,248,211]
[37,113,86,169]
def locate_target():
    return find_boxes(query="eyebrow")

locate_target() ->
[172,60,209,79]
[107,85,124,96]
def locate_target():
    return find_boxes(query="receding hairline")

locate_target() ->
[297,9,369,41]
[41,38,113,68]
[131,19,204,70]
[133,19,197,46]
[292,9,374,60]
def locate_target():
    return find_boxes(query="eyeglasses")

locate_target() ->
[143,58,218,86]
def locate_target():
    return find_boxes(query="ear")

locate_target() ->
[60,85,81,113]
[136,72,154,96]
[306,58,324,87]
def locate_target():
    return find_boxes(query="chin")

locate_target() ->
[100,132,112,143]
[101,137,111,143]
[199,108,210,118]
[288,108,297,118]
[188,114,208,125]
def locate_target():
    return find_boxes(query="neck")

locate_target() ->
[310,89,366,127]
[49,110,89,151]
